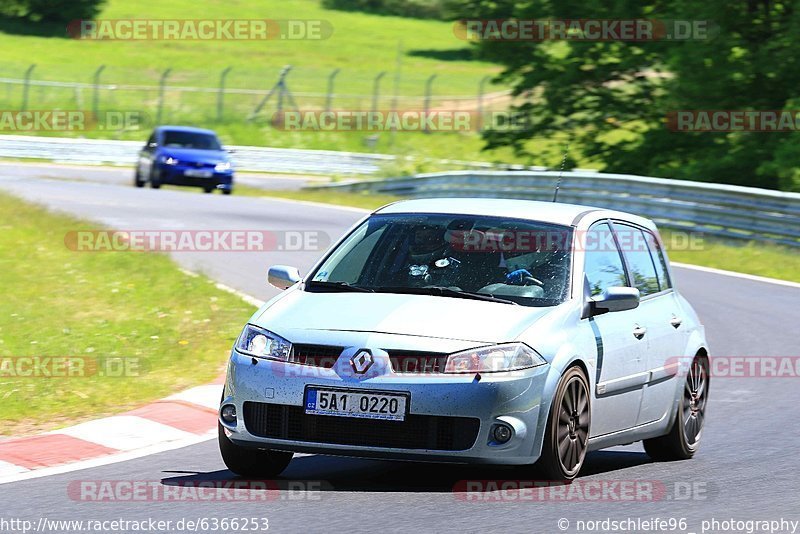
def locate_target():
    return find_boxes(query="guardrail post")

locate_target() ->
[92,65,105,118]
[325,68,340,112]
[156,67,172,125]
[423,74,437,133]
[217,66,232,122]
[476,76,489,132]
[21,64,36,111]
[372,71,386,113]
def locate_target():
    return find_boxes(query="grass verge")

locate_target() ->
[0,191,254,436]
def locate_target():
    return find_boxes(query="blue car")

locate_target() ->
[135,126,234,194]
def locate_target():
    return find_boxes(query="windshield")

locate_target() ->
[161,131,222,150]
[309,213,573,307]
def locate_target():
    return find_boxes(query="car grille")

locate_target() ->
[388,351,448,373]
[290,344,344,369]
[243,401,480,451]
[288,344,448,374]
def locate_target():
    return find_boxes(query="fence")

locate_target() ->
[309,170,800,246]
[0,62,510,127]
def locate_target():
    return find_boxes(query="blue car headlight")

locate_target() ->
[235,324,291,361]
[161,156,179,165]
[215,161,232,172]
[444,342,546,373]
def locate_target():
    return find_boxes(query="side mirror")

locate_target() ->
[268,265,301,290]
[589,287,640,317]
[146,142,157,150]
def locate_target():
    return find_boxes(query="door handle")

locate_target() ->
[632,325,647,339]
[670,316,683,329]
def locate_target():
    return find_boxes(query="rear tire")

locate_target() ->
[203,187,214,193]
[644,355,709,461]
[222,188,232,195]
[536,366,591,482]
[218,424,293,478]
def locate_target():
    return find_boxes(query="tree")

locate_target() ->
[450,0,800,191]
[0,0,105,23]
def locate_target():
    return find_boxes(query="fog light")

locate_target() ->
[221,404,237,424]
[493,424,513,444]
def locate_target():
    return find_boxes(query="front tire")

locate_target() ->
[644,355,709,461]
[218,424,293,478]
[134,169,145,188]
[536,366,591,481]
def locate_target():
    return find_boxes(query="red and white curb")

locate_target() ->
[0,272,262,486]
[0,379,225,485]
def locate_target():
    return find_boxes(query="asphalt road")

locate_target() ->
[0,161,323,192]
[0,172,799,534]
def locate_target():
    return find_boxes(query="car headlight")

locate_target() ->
[444,343,546,373]
[235,324,291,361]
[215,161,232,172]
[161,156,178,165]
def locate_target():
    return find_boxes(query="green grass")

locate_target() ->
[0,191,254,435]
[236,184,401,210]
[0,0,552,163]
[663,231,800,283]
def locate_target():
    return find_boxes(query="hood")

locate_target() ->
[254,289,554,344]
[158,147,228,163]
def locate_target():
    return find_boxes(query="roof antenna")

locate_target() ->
[552,141,570,202]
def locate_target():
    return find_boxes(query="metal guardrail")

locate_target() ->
[0,135,393,175]
[310,170,800,247]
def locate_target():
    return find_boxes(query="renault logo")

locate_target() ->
[350,350,374,374]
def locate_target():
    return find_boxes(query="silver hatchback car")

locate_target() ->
[219,198,709,481]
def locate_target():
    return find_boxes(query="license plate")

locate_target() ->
[184,169,213,178]
[304,388,408,421]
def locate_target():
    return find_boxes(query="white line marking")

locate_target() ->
[0,460,29,476]
[165,384,223,411]
[672,262,800,289]
[0,431,215,485]
[57,416,197,451]
[213,282,264,308]
[178,268,264,307]
[254,195,371,214]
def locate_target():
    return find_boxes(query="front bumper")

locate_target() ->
[220,349,550,465]
[155,164,233,189]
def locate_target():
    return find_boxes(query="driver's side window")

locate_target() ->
[583,222,627,297]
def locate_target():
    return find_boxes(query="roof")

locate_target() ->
[156,125,218,135]
[375,198,657,230]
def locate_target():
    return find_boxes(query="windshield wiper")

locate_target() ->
[306,280,374,293]
[375,286,517,305]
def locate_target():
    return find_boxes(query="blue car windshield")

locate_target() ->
[162,131,222,150]
[309,213,573,307]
